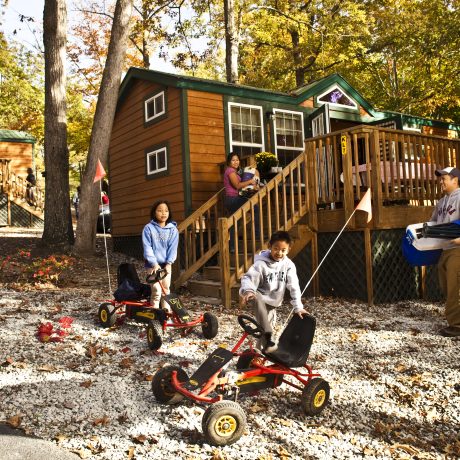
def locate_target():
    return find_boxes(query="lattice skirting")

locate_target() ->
[112,235,143,260]
[294,229,443,304]
[0,194,44,228]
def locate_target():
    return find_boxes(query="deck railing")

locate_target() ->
[0,159,45,213]
[306,126,460,226]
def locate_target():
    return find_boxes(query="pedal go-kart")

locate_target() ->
[151,313,330,446]
[97,263,218,350]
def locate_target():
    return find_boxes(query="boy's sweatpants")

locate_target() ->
[252,292,277,347]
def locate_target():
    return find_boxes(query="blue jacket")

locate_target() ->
[142,220,179,268]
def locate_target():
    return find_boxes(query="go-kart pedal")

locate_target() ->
[162,294,190,322]
[185,347,234,391]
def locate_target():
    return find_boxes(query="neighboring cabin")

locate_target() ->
[108,69,459,251]
[0,129,35,175]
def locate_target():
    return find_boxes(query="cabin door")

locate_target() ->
[308,104,333,202]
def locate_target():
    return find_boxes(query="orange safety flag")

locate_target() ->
[93,159,106,183]
[356,188,372,223]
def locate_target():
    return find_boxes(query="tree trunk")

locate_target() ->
[291,29,305,87]
[74,0,134,256]
[42,0,74,249]
[224,0,238,83]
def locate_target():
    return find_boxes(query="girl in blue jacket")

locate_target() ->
[142,200,179,307]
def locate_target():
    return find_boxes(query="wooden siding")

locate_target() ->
[109,80,184,237]
[0,142,33,175]
[187,90,226,212]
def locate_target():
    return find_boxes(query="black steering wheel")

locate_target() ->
[237,314,264,338]
[146,268,168,284]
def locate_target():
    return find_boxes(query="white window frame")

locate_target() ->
[144,91,165,122]
[228,102,265,152]
[146,146,168,175]
[273,109,305,156]
[317,84,357,110]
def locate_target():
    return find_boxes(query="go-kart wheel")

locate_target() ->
[237,314,264,338]
[301,378,330,416]
[98,303,116,328]
[236,349,259,370]
[202,401,246,446]
[201,312,218,339]
[146,320,163,350]
[151,365,188,404]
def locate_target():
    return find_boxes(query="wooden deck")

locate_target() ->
[172,125,460,307]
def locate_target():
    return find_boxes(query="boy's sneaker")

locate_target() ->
[263,332,278,353]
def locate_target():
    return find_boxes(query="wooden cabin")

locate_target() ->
[0,129,35,173]
[108,69,460,305]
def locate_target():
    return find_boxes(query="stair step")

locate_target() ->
[191,296,222,306]
[188,279,240,302]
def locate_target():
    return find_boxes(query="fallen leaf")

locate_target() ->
[131,434,147,444]
[37,364,57,372]
[2,357,14,366]
[63,401,75,409]
[6,415,21,428]
[92,416,110,426]
[121,346,131,353]
[120,357,133,369]
[279,419,293,427]
[278,445,291,458]
[118,413,129,424]
[55,434,68,442]
[349,332,359,342]
[127,446,135,459]
[71,448,90,459]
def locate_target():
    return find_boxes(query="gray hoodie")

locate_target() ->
[239,250,303,312]
[430,188,460,224]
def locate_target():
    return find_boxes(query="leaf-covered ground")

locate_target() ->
[0,230,459,459]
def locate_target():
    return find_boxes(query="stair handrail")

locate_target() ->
[172,187,225,289]
[219,151,314,306]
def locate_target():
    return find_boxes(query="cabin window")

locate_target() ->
[273,109,305,167]
[228,103,264,156]
[145,91,165,122]
[146,146,168,176]
[317,85,357,109]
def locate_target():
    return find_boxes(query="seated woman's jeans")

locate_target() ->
[224,195,260,251]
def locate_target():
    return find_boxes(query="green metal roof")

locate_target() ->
[0,130,36,143]
[118,68,460,132]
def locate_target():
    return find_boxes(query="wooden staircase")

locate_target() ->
[172,151,318,307]
[0,159,44,227]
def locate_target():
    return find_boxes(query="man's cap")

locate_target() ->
[435,166,460,179]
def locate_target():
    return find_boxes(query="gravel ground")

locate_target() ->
[0,231,459,459]
[1,285,459,460]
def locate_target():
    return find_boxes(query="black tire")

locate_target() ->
[236,349,258,370]
[146,320,163,350]
[202,401,246,446]
[98,303,116,328]
[201,312,218,339]
[301,378,330,416]
[151,365,188,404]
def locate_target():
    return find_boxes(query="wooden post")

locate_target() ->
[218,217,231,308]
[341,133,355,228]
[419,266,426,299]
[363,228,373,306]
[370,128,383,227]
[311,231,319,297]
[305,141,318,231]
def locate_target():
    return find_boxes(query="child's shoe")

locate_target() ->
[263,332,278,353]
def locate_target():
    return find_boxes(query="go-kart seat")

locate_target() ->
[263,314,316,368]
[114,263,151,301]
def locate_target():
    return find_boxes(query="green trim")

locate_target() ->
[0,129,36,143]
[0,137,35,144]
[180,89,192,216]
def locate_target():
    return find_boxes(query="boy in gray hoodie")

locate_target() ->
[239,231,307,351]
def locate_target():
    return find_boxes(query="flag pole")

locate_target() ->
[280,188,372,331]
[99,180,112,295]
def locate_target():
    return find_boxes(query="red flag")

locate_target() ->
[356,188,372,223]
[93,159,106,183]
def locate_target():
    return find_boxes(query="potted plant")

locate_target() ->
[255,152,279,174]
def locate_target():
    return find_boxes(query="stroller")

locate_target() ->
[151,313,330,445]
[97,263,218,350]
